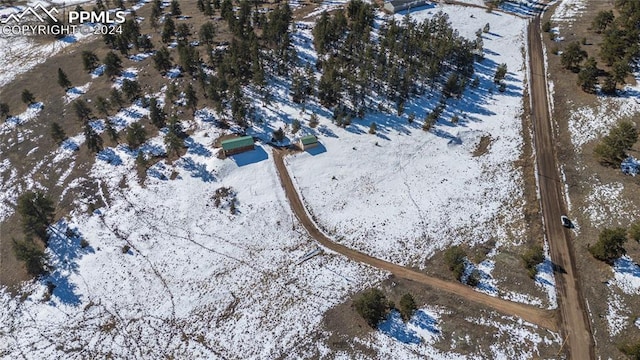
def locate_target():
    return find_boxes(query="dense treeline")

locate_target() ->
[313,3,476,116]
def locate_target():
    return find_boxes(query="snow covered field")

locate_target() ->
[0,1,566,358]
[288,4,533,280]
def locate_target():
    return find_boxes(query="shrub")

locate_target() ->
[522,244,544,279]
[467,269,481,287]
[0,102,9,120]
[398,293,417,321]
[444,246,466,281]
[122,244,131,253]
[619,341,640,358]
[353,288,389,327]
[542,21,551,33]
[21,89,35,105]
[589,227,627,264]
[594,120,638,166]
[309,113,319,128]
[273,127,285,142]
[368,122,377,134]
[80,239,90,248]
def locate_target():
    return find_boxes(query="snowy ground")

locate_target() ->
[287,4,549,307]
[0,1,565,358]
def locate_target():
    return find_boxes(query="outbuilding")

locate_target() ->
[221,136,255,156]
[299,135,319,151]
[383,0,430,13]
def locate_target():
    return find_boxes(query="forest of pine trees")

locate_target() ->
[312,3,476,117]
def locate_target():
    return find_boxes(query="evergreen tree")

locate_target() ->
[368,122,377,134]
[50,122,67,145]
[82,50,99,72]
[170,0,181,16]
[21,89,35,105]
[166,83,178,105]
[17,191,55,241]
[122,79,141,102]
[95,96,111,117]
[483,22,490,33]
[200,22,217,45]
[353,288,389,327]
[592,10,614,33]
[444,246,466,281]
[197,0,205,12]
[589,227,628,263]
[493,63,507,84]
[13,238,48,276]
[104,51,123,78]
[126,122,147,148]
[309,113,319,128]
[176,23,190,41]
[162,17,176,43]
[110,88,125,110]
[153,46,173,74]
[594,120,638,166]
[612,60,630,84]
[185,84,198,113]
[73,99,93,122]
[577,57,598,93]
[291,119,301,134]
[105,119,119,142]
[84,124,103,153]
[57,68,72,90]
[0,103,9,120]
[398,293,417,321]
[164,123,184,157]
[561,42,587,72]
[149,98,166,128]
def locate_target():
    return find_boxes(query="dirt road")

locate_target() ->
[527,16,594,359]
[273,150,557,331]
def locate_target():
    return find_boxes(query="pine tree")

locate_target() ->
[398,293,417,321]
[592,10,614,33]
[105,119,119,142]
[110,88,125,110]
[149,98,166,128]
[84,124,103,153]
[577,57,598,93]
[82,50,99,72]
[185,84,198,113]
[200,22,217,45]
[589,227,628,263]
[122,79,141,102]
[73,99,93,122]
[164,122,184,157]
[561,42,587,72]
[483,22,490,33]
[104,51,123,78]
[291,119,301,134]
[17,191,55,241]
[50,122,67,145]
[153,46,173,74]
[126,123,147,148]
[309,113,319,128]
[197,0,205,12]
[162,17,176,43]
[13,238,48,276]
[170,0,181,16]
[368,122,377,134]
[21,89,35,105]
[95,96,111,117]
[493,63,507,84]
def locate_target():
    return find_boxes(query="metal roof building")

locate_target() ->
[299,135,319,151]
[383,0,430,13]
[221,136,255,156]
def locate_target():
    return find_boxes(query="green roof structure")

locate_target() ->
[300,135,317,145]
[221,136,254,151]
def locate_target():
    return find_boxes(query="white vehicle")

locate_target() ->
[561,215,572,228]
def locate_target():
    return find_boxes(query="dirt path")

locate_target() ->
[527,16,594,359]
[272,149,558,331]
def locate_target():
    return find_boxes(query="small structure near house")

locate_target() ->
[383,0,430,13]
[621,156,640,176]
[299,135,319,151]
[221,136,254,156]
